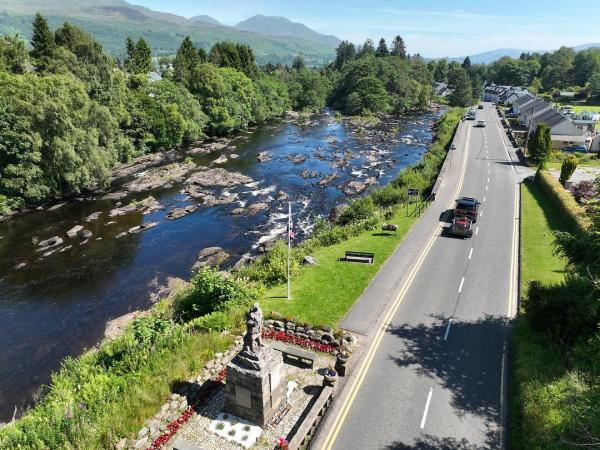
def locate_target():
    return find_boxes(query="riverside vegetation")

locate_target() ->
[0,93,463,447]
[0,15,445,215]
[513,172,599,449]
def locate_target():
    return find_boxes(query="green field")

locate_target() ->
[261,209,417,326]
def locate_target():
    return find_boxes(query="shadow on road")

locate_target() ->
[386,315,507,422]
[381,431,500,450]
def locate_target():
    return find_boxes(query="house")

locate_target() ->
[511,93,536,115]
[482,84,512,103]
[519,99,552,126]
[527,108,587,149]
[433,82,452,97]
[505,89,529,105]
[554,91,576,99]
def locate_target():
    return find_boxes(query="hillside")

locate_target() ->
[189,15,221,26]
[0,0,338,64]
[450,44,600,64]
[235,15,340,47]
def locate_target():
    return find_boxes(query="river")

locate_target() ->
[0,110,439,421]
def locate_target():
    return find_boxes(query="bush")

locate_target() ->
[339,196,376,225]
[241,240,301,286]
[371,184,405,207]
[534,170,592,233]
[175,268,258,321]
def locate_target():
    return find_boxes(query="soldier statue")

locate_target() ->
[242,303,264,357]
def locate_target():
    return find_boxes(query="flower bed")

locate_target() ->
[262,329,336,354]
[148,368,228,450]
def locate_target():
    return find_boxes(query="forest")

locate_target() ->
[0,15,444,214]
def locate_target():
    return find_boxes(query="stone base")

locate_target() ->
[224,347,285,426]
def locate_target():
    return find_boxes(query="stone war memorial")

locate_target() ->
[224,303,285,426]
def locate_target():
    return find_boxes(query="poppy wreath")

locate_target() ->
[147,367,227,449]
[262,329,336,354]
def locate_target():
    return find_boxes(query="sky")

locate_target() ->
[131,0,600,57]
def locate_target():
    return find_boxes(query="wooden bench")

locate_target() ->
[272,341,316,368]
[343,251,374,264]
[382,223,398,232]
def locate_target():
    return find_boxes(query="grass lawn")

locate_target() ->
[519,181,571,294]
[546,152,600,170]
[260,209,417,326]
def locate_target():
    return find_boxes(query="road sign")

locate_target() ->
[408,188,419,196]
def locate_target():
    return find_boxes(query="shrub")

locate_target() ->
[571,180,597,203]
[175,268,258,321]
[131,316,170,346]
[241,240,301,286]
[188,308,245,333]
[371,184,405,207]
[559,154,578,185]
[534,170,592,233]
[339,196,376,225]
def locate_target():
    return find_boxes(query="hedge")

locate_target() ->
[534,170,592,234]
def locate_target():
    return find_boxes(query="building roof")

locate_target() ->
[512,93,536,108]
[520,98,550,116]
[531,108,567,129]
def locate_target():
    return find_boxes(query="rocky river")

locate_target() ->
[0,109,440,421]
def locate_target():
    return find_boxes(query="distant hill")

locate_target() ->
[0,0,338,65]
[189,15,220,26]
[449,43,600,64]
[235,15,340,48]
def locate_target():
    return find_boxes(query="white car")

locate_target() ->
[477,120,486,127]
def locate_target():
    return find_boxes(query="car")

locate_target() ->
[478,104,484,109]
[454,197,480,223]
[449,216,473,238]
[563,144,588,153]
[477,119,486,127]
[466,109,477,120]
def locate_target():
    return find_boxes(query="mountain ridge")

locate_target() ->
[448,43,600,64]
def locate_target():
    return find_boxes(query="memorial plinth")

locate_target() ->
[224,304,284,426]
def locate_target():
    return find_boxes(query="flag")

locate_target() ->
[288,203,295,239]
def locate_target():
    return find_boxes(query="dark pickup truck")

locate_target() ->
[454,197,480,223]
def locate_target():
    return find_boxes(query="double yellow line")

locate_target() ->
[322,124,472,449]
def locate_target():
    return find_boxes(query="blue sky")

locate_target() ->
[132,0,600,57]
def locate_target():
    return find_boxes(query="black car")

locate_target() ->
[454,197,480,223]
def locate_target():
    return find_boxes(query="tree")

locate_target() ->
[334,40,356,70]
[528,123,552,166]
[30,13,54,68]
[292,55,306,70]
[124,37,152,74]
[448,67,473,107]
[461,56,472,72]
[344,76,388,115]
[589,72,600,98]
[559,154,579,185]
[173,37,200,86]
[0,36,28,74]
[375,38,389,57]
[433,59,448,83]
[390,35,407,58]
[357,39,375,58]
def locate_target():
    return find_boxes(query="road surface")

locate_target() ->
[320,103,523,450]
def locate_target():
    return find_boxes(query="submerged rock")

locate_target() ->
[66,225,84,238]
[128,222,158,234]
[287,154,306,164]
[84,211,102,222]
[257,151,271,162]
[211,155,228,165]
[186,168,252,188]
[124,161,195,193]
[165,205,198,221]
[109,196,164,217]
[319,172,339,186]
[37,236,63,250]
[247,203,269,215]
[191,247,229,272]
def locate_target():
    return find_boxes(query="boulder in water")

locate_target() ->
[191,247,229,272]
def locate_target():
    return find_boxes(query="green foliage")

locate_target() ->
[534,170,592,234]
[173,36,202,87]
[131,316,170,346]
[390,35,406,59]
[375,38,389,58]
[371,184,406,207]
[448,67,473,107]
[0,35,28,74]
[30,13,54,68]
[559,154,578,185]
[175,268,258,321]
[528,123,552,166]
[285,68,331,112]
[209,41,258,79]
[339,196,377,225]
[243,240,301,286]
[124,36,152,74]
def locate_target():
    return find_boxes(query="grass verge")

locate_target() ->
[511,181,591,450]
[261,210,416,326]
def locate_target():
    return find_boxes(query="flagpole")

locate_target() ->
[287,201,291,300]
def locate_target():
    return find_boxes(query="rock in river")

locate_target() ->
[165,205,198,221]
[191,247,229,272]
[66,225,84,238]
[109,196,164,217]
[128,222,158,234]
[37,236,63,250]
[257,151,271,162]
[124,161,195,193]
[186,168,253,188]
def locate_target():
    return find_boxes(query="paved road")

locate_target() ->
[323,104,522,450]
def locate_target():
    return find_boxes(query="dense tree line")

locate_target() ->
[0,14,291,212]
[428,46,600,97]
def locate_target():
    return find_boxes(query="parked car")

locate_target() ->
[466,109,477,120]
[563,144,588,153]
[454,197,480,223]
[477,120,486,127]
[478,104,484,109]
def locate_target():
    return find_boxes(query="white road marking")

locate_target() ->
[458,277,465,294]
[420,388,434,429]
[487,177,490,183]
[487,162,490,167]
[475,226,479,235]
[480,210,483,217]
[483,196,486,203]
[444,319,453,341]
[468,248,473,260]
[485,185,488,191]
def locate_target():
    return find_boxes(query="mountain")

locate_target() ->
[449,43,600,64]
[235,15,340,48]
[189,15,220,26]
[0,0,338,65]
